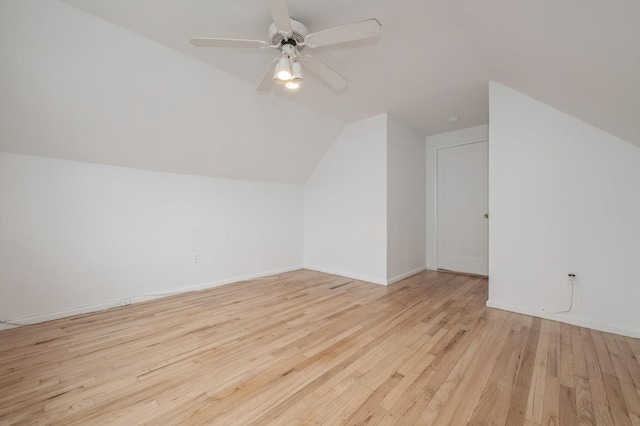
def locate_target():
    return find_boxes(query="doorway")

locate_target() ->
[436,141,488,276]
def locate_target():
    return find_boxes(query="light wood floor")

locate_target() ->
[1,270,639,425]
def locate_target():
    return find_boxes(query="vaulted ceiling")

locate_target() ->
[1,0,639,183]
[59,0,493,137]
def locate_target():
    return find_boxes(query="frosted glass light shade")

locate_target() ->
[277,57,292,81]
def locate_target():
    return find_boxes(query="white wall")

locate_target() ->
[0,153,303,328]
[425,125,489,270]
[488,82,640,338]
[304,114,388,284]
[387,116,427,283]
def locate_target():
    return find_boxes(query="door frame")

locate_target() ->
[426,136,490,270]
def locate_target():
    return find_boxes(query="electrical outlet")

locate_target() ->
[193,253,200,263]
[566,272,577,286]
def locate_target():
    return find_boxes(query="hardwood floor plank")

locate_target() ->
[561,340,577,389]
[615,338,640,389]
[559,384,578,425]
[0,269,638,425]
[572,327,589,379]
[611,353,640,417]
[589,362,610,406]
[378,357,456,425]
[468,326,528,426]
[342,371,403,425]
[542,375,561,426]
[575,375,596,425]
[592,332,617,376]
[526,319,551,424]
[438,312,514,425]
[593,402,616,426]
[505,317,543,425]
[603,373,633,426]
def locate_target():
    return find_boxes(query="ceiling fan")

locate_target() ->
[190,0,381,92]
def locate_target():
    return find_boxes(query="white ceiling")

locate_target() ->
[59,0,640,145]
[459,0,640,146]
[60,0,493,137]
[2,0,639,184]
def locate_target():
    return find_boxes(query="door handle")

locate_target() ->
[484,213,489,219]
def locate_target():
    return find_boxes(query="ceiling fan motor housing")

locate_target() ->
[269,19,308,49]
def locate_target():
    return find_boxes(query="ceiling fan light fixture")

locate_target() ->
[190,2,381,92]
[272,65,285,84]
[285,80,300,89]
[277,56,292,81]
[285,60,303,89]
[291,61,303,80]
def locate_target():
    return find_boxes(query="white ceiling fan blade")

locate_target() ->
[303,56,348,91]
[257,59,279,92]
[268,0,292,35]
[304,19,381,48]
[190,38,269,49]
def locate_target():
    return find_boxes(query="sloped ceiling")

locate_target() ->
[1,0,639,184]
[58,0,493,136]
[0,1,343,184]
[458,0,640,146]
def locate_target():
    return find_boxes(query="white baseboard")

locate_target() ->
[486,300,640,339]
[165,265,303,295]
[2,299,128,329]
[386,267,427,285]
[0,323,19,331]
[302,265,427,286]
[0,265,303,329]
[303,265,387,286]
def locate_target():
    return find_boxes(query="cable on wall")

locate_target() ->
[542,273,576,314]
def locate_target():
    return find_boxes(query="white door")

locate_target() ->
[436,141,488,276]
